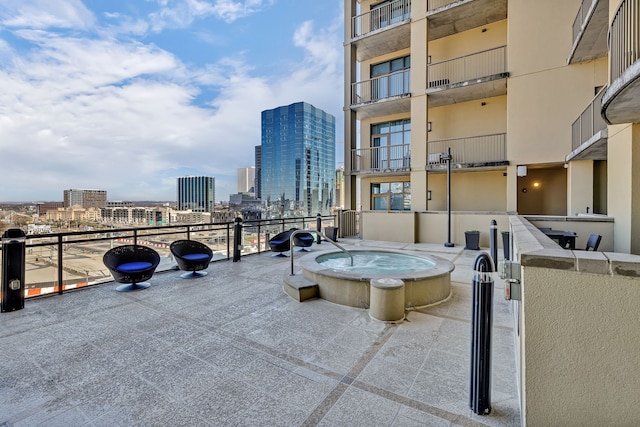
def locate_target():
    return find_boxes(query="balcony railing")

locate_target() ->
[351,144,411,174]
[571,87,607,151]
[352,69,411,105]
[352,0,411,38]
[427,133,507,169]
[0,215,334,299]
[609,0,640,82]
[428,46,507,89]
[572,0,595,42]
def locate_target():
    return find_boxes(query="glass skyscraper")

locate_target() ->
[176,176,215,212]
[261,102,336,216]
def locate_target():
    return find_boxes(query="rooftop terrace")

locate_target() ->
[1,238,519,426]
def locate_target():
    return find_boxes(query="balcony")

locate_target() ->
[601,0,640,125]
[426,133,507,171]
[567,87,608,162]
[351,0,411,62]
[426,46,508,107]
[350,70,411,119]
[351,143,411,175]
[567,0,608,64]
[426,0,507,41]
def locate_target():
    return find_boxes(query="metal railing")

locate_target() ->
[609,0,640,83]
[351,143,411,173]
[427,133,507,168]
[352,0,411,38]
[428,46,507,89]
[0,215,334,299]
[571,87,608,151]
[351,69,411,105]
[572,0,597,42]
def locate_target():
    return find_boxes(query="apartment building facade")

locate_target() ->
[344,0,640,253]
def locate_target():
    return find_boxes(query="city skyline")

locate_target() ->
[0,0,344,202]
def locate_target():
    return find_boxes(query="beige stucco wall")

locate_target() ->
[427,95,507,140]
[519,266,640,425]
[428,171,507,211]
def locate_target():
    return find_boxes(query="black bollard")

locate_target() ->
[316,213,322,244]
[489,219,498,270]
[470,253,493,415]
[233,217,242,262]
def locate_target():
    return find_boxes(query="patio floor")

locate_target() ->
[0,238,520,426]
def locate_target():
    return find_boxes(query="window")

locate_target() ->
[371,182,411,210]
[371,56,410,100]
[371,120,410,170]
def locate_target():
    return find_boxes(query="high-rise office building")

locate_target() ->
[254,146,262,200]
[237,167,255,193]
[176,176,215,212]
[261,102,336,216]
[63,189,107,209]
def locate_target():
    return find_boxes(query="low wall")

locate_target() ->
[510,216,640,426]
[525,215,614,252]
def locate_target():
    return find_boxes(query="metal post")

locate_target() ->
[489,219,498,269]
[470,253,494,415]
[316,213,322,244]
[233,217,242,262]
[442,147,454,247]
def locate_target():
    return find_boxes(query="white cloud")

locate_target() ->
[0,1,344,202]
[0,0,95,30]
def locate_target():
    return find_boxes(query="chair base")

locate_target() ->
[180,271,208,279]
[116,282,151,292]
[296,247,311,252]
[272,252,289,257]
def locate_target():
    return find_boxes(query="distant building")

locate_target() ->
[261,102,336,216]
[176,176,215,213]
[237,167,255,194]
[36,202,64,217]
[107,201,134,208]
[254,146,262,200]
[63,189,107,209]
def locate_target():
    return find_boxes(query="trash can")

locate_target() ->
[2,228,26,313]
[324,226,338,242]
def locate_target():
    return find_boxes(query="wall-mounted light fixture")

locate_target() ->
[517,165,527,177]
[481,102,487,106]
[532,181,541,189]
[427,121,432,132]
[427,190,432,200]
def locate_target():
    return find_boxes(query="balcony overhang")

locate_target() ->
[566,129,608,162]
[567,0,608,64]
[601,60,640,125]
[426,161,509,172]
[350,95,411,120]
[351,21,411,62]
[426,74,508,108]
[352,168,410,177]
[426,0,507,41]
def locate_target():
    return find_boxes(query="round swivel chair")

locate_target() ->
[103,245,161,292]
[170,239,214,278]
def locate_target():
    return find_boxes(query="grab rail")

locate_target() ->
[289,229,354,276]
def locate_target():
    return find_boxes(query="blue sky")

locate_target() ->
[0,0,344,202]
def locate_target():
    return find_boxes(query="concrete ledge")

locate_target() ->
[282,273,318,302]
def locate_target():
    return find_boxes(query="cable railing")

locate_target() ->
[351,143,411,173]
[428,46,507,89]
[427,133,507,168]
[571,87,607,151]
[352,69,411,105]
[609,0,640,82]
[0,215,335,299]
[352,0,411,38]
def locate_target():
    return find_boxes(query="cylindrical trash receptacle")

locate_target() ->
[2,228,26,313]
[370,278,405,322]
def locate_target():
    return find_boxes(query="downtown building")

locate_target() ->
[63,189,107,209]
[344,1,640,424]
[261,102,336,216]
[176,176,215,213]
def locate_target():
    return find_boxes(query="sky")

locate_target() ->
[0,0,345,202]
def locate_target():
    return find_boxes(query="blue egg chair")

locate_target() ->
[170,239,214,278]
[103,245,161,292]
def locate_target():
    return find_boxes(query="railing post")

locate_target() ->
[57,235,64,294]
[316,213,322,244]
[233,217,242,262]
